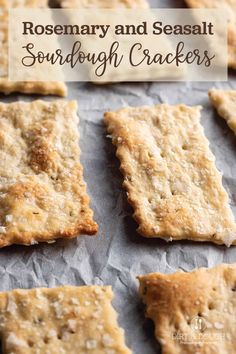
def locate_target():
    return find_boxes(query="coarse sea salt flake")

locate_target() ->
[6,333,27,348]
[102,333,113,347]
[86,339,97,349]
[67,319,77,332]
[224,232,236,247]
[5,215,13,223]
[48,329,57,338]
[52,302,63,318]
[0,226,6,234]
[70,298,79,305]
[214,322,224,330]
[6,295,17,313]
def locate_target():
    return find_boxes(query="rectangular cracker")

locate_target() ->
[138,264,236,354]
[0,1,67,96]
[185,0,236,68]
[0,100,98,248]
[60,0,149,8]
[209,89,236,135]
[104,104,236,245]
[0,285,131,354]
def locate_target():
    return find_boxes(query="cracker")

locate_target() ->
[0,79,67,97]
[0,1,67,96]
[0,285,131,354]
[60,0,149,9]
[209,88,236,135]
[0,0,48,6]
[138,263,236,354]
[104,104,236,245]
[0,100,98,248]
[185,0,236,68]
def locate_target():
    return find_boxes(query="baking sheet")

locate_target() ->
[0,1,236,353]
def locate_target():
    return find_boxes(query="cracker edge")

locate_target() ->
[208,88,236,134]
[0,80,68,97]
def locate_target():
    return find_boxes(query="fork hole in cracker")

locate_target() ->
[28,339,34,347]
[208,302,215,310]
[174,323,179,330]
[43,337,50,344]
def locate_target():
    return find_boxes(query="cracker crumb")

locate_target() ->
[30,240,39,245]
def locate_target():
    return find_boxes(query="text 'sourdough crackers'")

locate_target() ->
[104,104,236,245]
[0,100,98,248]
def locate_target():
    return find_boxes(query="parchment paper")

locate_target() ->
[0,1,236,353]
